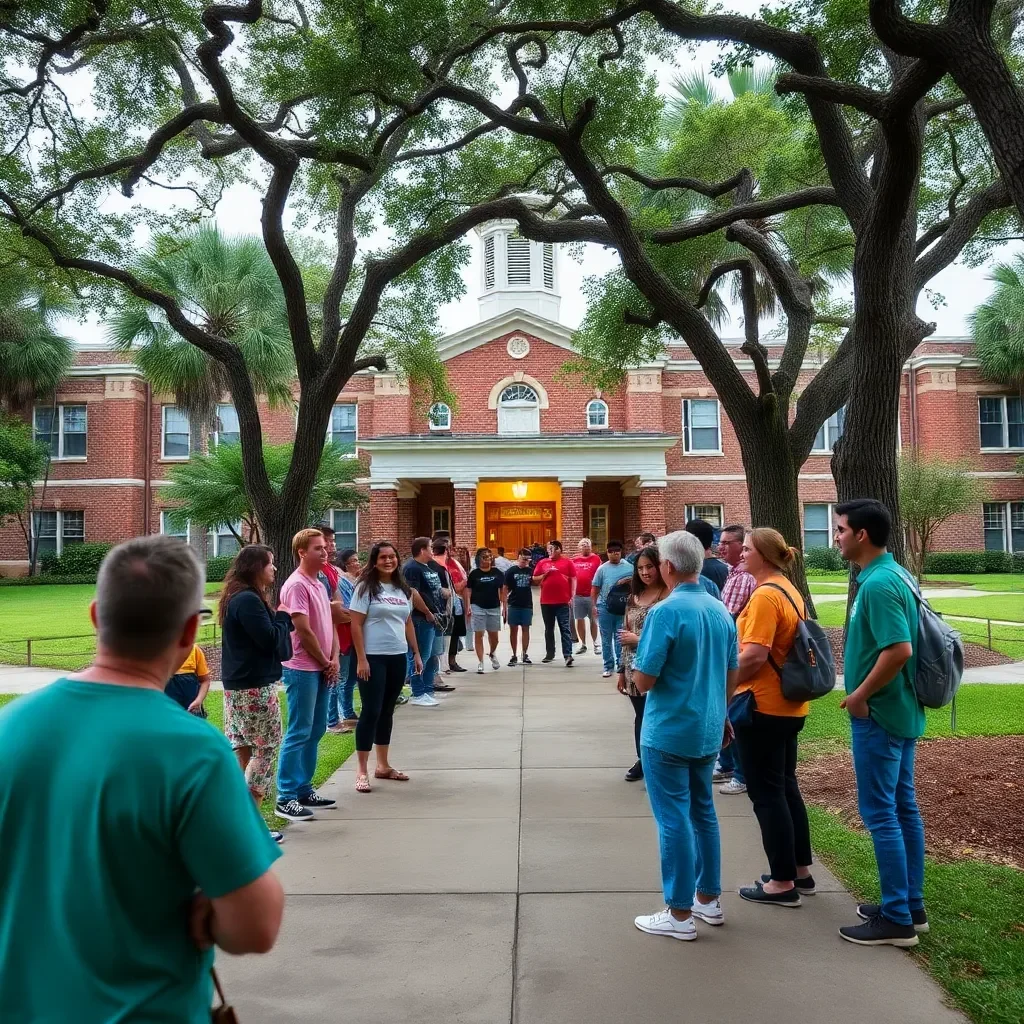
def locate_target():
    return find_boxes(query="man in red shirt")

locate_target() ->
[571,538,603,656]
[533,539,577,666]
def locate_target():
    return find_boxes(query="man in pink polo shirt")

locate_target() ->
[571,538,603,656]
[274,528,339,822]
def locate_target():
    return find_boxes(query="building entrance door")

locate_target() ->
[484,502,557,552]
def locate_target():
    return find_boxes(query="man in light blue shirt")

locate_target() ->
[630,530,739,943]
[591,540,634,676]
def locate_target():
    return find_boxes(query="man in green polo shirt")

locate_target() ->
[835,499,927,948]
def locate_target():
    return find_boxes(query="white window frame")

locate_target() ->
[33,403,88,460]
[983,501,1024,552]
[161,405,191,459]
[685,504,723,529]
[428,402,451,431]
[31,509,85,557]
[506,234,532,286]
[207,522,243,557]
[588,504,609,551]
[803,502,836,550]
[212,404,240,447]
[682,398,722,455]
[811,407,846,454]
[586,398,609,430]
[497,383,540,435]
[160,510,190,543]
[979,395,1024,451]
[432,506,451,534]
[327,402,358,455]
[328,507,359,550]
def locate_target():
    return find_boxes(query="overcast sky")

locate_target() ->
[69,1,1017,347]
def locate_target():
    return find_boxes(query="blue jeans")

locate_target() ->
[407,617,438,697]
[716,742,745,785]
[598,608,624,672]
[641,745,721,909]
[326,650,356,725]
[850,715,925,926]
[276,668,329,802]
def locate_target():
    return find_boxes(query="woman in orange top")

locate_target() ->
[733,528,816,908]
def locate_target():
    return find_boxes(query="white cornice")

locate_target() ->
[68,363,140,377]
[436,307,575,360]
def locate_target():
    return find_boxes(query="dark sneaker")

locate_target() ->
[739,881,801,908]
[434,682,456,692]
[275,799,314,822]
[449,662,467,673]
[522,654,532,665]
[857,904,929,933]
[299,790,337,809]
[542,655,555,663]
[761,873,815,894]
[624,760,644,782]
[565,656,574,667]
[270,829,284,844]
[712,767,733,783]
[508,656,518,667]
[840,913,919,947]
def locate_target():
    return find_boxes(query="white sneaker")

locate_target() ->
[720,779,747,795]
[477,662,485,674]
[489,654,500,670]
[634,909,696,941]
[575,644,587,655]
[602,669,612,678]
[691,895,725,926]
[409,695,439,707]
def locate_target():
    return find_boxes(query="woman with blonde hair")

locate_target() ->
[732,528,816,908]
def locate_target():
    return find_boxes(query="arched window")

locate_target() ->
[428,402,451,431]
[498,383,540,434]
[587,399,609,430]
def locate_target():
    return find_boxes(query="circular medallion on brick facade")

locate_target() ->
[506,334,530,359]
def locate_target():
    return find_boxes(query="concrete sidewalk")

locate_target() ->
[219,634,965,1024]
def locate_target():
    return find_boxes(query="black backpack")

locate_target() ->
[760,583,836,702]
[604,577,630,616]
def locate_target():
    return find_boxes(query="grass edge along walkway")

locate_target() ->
[809,807,1024,1024]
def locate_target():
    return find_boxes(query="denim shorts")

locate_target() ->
[572,596,593,619]
[470,604,502,631]
[506,605,533,627]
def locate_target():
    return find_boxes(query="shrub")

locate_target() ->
[922,550,1020,574]
[41,542,113,577]
[803,546,847,571]
[0,574,98,586]
[205,555,234,582]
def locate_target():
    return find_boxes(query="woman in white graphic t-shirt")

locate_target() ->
[349,541,421,793]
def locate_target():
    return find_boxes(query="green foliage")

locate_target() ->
[803,545,848,571]
[40,543,113,577]
[204,556,234,584]
[970,255,1024,388]
[162,441,365,541]
[899,454,990,578]
[0,574,99,586]
[0,413,47,528]
[923,551,1023,574]
[107,227,296,425]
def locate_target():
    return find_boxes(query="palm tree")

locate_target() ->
[970,255,1024,389]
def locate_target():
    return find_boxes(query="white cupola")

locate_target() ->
[474,212,560,323]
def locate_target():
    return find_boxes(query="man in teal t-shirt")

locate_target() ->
[0,536,284,1023]
[835,499,926,950]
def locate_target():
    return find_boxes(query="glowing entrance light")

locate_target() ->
[511,480,528,500]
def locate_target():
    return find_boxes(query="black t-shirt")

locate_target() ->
[466,568,503,609]
[402,558,449,619]
[504,565,534,608]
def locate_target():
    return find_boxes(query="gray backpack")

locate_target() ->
[761,584,837,702]
[896,569,965,709]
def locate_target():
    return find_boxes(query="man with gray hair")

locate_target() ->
[0,535,284,1022]
[629,530,739,942]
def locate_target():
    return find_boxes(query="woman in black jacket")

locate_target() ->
[220,545,293,841]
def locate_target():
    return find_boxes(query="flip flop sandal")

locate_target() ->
[374,768,410,781]
[355,774,372,793]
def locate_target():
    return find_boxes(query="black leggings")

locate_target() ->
[736,711,812,881]
[628,693,646,758]
[355,653,407,752]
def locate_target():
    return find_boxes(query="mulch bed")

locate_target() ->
[798,736,1024,868]
[821,627,1012,673]
[199,644,221,680]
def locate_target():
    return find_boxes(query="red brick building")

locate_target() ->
[2,222,1022,572]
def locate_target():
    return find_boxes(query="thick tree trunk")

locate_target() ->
[261,503,311,602]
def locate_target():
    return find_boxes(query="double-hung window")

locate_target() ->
[682,399,721,453]
[979,396,1024,450]
[34,404,87,459]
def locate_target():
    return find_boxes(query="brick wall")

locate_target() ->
[560,486,584,549]
[453,488,477,550]
[368,489,399,547]
[638,487,666,536]
[582,481,625,547]
[397,498,418,556]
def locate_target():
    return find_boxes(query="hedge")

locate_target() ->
[205,555,234,582]
[40,542,113,577]
[0,574,98,586]
[803,546,848,572]
[924,550,1024,574]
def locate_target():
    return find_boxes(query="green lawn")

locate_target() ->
[924,573,1024,593]
[0,688,356,828]
[809,808,1024,1024]
[929,595,1024,622]
[0,582,223,670]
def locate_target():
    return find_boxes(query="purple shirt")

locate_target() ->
[280,569,334,672]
